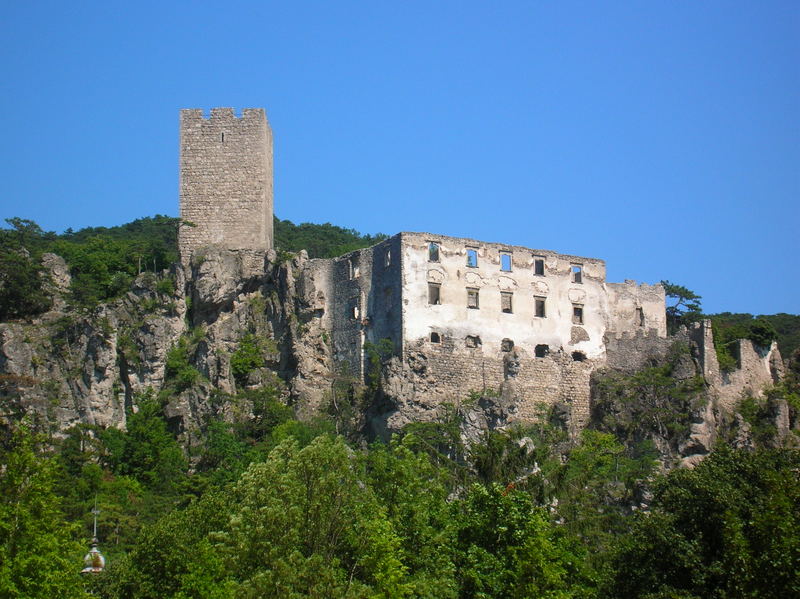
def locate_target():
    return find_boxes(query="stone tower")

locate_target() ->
[178,108,273,263]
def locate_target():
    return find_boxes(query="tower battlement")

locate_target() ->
[178,107,273,263]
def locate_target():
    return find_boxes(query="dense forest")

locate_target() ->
[1,215,799,598]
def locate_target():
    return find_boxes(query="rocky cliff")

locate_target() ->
[1,249,797,467]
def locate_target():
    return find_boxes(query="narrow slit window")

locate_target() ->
[534,256,545,276]
[466,248,478,268]
[572,304,584,325]
[501,291,513,313]
[351,302,360,320]
[636,307,645,327]
[467,288,479,309]
[384,250,391,267]
[349,258,360,279]
[428,283,441,305]
[430,332,441,343]
[428,242,440,262]
[571,264,583,284]
[534,296,546,318]
[500,252,512,272]
[221,132,225,142]
[535,344,549,358]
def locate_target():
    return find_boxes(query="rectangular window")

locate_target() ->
[428,242,440,262]
[534,256,545,276]
[500,251,512,272]
[637,307,645,327]
[535,296,546,318]
[428,283,441,305]
[466,248,478,268]
[467,288,479,309]
[384,249,391,267]
[571,264,583,284]
[572,304,584,325]
[501,291,513,313]
[351,300,360,320]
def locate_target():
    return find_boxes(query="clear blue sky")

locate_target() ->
[1,1,797,315]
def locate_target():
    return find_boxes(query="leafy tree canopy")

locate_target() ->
[661,280,703,333]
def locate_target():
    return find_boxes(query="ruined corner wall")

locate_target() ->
[179,108,273,264]
[328,236,403,381]
[688,320,783,410]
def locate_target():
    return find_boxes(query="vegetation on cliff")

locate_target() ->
[3,341,799,598]
[1,215,799,598]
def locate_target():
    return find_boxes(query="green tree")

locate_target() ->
[606,446,800,598]
[0,426,89,598]
[453,483,594,598]
[661,280,703,333]
[218,435,411,597]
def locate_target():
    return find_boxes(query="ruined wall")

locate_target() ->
[399,232,609,359]
[179,108,273,263]
[329,238,403,381]
[688,320,783,410]
[606,280,667,337]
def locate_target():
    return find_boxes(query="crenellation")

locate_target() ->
[178,107,273,264]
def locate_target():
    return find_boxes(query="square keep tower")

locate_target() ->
[179,108,273,262]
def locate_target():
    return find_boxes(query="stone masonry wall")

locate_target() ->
[179,108,273,263]
[329,238,404,381]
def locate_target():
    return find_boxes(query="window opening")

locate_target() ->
[384,250,391,267]
[534,296,546,318]
[500,252,512,272]
[221,132,225,142]
[428,242,440,262]
[428,283,441,305]
[430,332,441,343]
[572,304,584,325]
[349,258,360,279]
[535,344,549,358]
[534,256,545,276]
[572,351,587,362]
[466,248,478,268]
[636,307,645,327]
[467,288,479,309]
[501,338,514,352]
[465,335,481,348]
[571,264,583,284]
[501,291,513,314]
[351,302,360,320]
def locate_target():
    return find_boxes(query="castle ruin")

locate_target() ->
[178,108,782,428]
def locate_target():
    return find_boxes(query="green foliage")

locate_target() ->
[736,396,779,447]
[101,398,188,494]
[606,446,800,598]
[229,333,274,386]
[710,313,782,372]
[164,335,203,392]
[0,426,89,598]
[0,247,52,320]
[661,280,703,333]
[274,216,387,259]
[364,337,395,391]
[219,435,411,597]
[453,483,594,598]
[593,343,706,444]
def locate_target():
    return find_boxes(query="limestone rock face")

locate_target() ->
[0,248,333,437]
[40,253,71,310]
